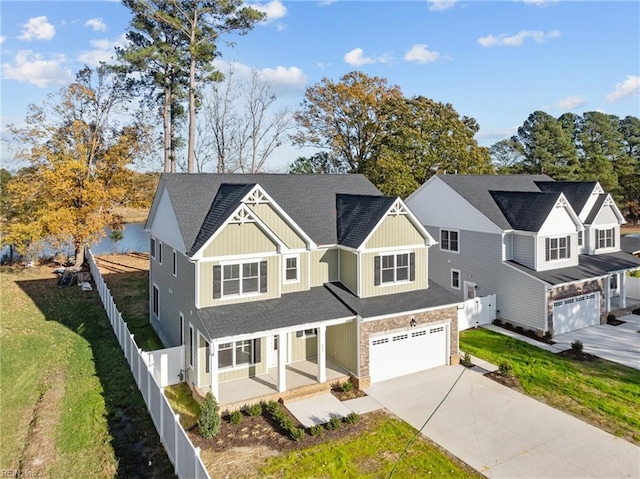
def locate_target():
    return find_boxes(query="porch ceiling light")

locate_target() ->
[410,317,417,328]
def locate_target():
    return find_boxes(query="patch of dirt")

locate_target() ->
[330,386,367,401]
[557,349,600,362]
[485,371,523,391]
[201,445,281,479]
[492,321,555,344]
[94,253,150,274]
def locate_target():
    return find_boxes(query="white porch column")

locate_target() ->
[317,325,327,383]
[277,332,286,392]
[620,272,627,308]
[209,342,219,399]
[605,275,611,312]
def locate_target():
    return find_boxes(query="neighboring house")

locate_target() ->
[621,235,640,257]
[406,174,640,337]
[144,174,460,402]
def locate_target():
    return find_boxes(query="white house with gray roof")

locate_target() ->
[144,173,461,406]
[406,174,640,337]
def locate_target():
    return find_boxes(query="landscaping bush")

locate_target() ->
[229,409,242,425]
[265,400,280,416]
[492,318,503,327]
[461,351,473,367]
[607,313,616,322]
[326,415,342,431]
[246,402,263,417]
[344,412,360,425]
[309,424,324,437]
[571,340,584,354]
[498,360,512,377]
[633,308,640,316]
[341,380,354,393]
[198,392,221,438]
[289,427,306,442]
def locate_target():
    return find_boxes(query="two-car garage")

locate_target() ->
[369,324,449,383]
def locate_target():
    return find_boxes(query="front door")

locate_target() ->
[267,335,279,368]
[464,281,477,301]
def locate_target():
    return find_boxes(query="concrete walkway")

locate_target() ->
[366,365,640,478]
[286,393,382,428]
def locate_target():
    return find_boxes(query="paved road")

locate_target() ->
[366,365,640,478]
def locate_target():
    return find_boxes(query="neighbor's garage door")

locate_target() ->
[369,325,448,383]
[553,292,600,335]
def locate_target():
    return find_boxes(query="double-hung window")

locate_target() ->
[596,228,615,249]
[545,236,570,261]
[451,269,460,289]
[150,237,156,259]
[375,252,415,285]
[440,229,459,252]
[284,255,298,282]
[214,261,267,299]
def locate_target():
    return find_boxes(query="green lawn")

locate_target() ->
[460,328,640,445]
[259,413,482,479]
[0,265,173,477]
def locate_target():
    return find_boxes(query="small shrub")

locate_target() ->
[198,392,221,438]
[279,416,294,431]
[607,313,616,322]
[633,307,640,316]
[265,400,280,415]
[341,380,354,393]
[229,410,242,425]
[461,351,473,367]
[246,402,262,417]
[498,360,512,377]
[504,322,513,330]
[571,340,584,354]
[289,427,306,442]
[309,424,324,437]
[515,325,524,334]
[493,318,503,327]
[326,415,342,431]
[544,331,553,342]
[344,412,360,425]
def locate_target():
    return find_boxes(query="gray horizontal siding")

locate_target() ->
[512,234,534,269]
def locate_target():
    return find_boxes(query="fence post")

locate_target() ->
[194,447,201,479]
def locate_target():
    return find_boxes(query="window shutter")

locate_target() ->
[374,256,381,286]
[260,261,268,293]
[253,338,261,363]
[566,235,571,258]
[612,230,615,248]
[409,252,415,281]
[545,238,550,261]
[213,265,221,299]
[595,229,599,249]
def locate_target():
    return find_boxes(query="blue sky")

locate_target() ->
[1,1,639,171]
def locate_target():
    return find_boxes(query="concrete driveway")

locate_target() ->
[553,314,640,370]
[366,365,640,478]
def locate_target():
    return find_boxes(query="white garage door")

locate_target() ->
[553,292,600,335]
[369,324,448,383]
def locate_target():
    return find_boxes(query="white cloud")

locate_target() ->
[605,75,640,102]
[250,1,287,24]
[478,29,560,47]
[0,36,5,45]
[77,35,128,66]
[428,0,456,11]
[215,61,308,96]
[344,48,375,67]
[553,95,586,110]
[18,16,56,41]
[475,126,519,145]
[85,18,107,32]
[404,44,440,63]
[521,0,559,6]
[2,50,72,87]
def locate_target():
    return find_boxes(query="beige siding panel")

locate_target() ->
[203,222,278,258]
[248,203,307,250]
[340,250,358,293]
[219,338,267,382]
[199,255,280,308]
[198,334,210,387]
[360,247,428,298]
[289,332,318,362]
[326,320,357,374]
[365,215,425,250]
[310,249,339,286]
[282,252,309,294]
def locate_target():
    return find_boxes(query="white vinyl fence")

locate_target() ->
[458,294,497,331]
[86,248,210,479]
[627,276,640,302]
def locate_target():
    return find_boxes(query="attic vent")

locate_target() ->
[230,206,256,224]
[389,201,407,216]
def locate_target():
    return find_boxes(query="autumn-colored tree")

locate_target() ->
[4,66,152,264]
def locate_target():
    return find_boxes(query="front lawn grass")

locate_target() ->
[259,413,482,479]
[165,382,200,430]
[461,328,640,444]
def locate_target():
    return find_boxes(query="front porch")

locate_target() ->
[213,359,350,411]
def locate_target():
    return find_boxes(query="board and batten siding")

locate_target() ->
[202,222,277,258]
[326,320,357,374]
[199,255,280,308]
[360,247,427,298]
[512,234,535,269]
[281,251,309,294]
[289,333,318,362]
[536,232,578,271]
[218,338,268,383]
[247,203,307,250]
[426,227,548,331]
[340,250,358,293]
[310,248,339,287]
[149,248,196,348]
[364,214,424,249]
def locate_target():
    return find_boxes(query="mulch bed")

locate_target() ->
[330,387,367,402]
[493,321,555,344]
[607,318,626,326]
[484,371,522,390]
[557,349,600,362]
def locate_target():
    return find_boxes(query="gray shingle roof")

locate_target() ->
[583,194,607,225]
[535,181,597,214]
[437,174,553,230]
[197,286,356,339]
[336,194,397,248]
[508,252,640,285]
[489,191,560,232]
[621,235,640,255]
[324,281,460,319]
[158,173,381,255]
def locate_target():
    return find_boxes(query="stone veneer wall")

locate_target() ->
[353,306,459,390]
[547,278,605,335]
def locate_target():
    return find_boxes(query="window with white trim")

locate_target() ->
[451,269,460,289]
[213,261,267,298]
[296,328,317,338]
[218,339,256,369]
[375,252,414,285]
[577,230,583,246]
[189,325,194,367]
[152,285,159,317]
[150,237,156,259]
[596,228,615,249]
[440,229,459,252]
[172,250,177,277]
[284,255,298,282]
[545,236,570,261]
